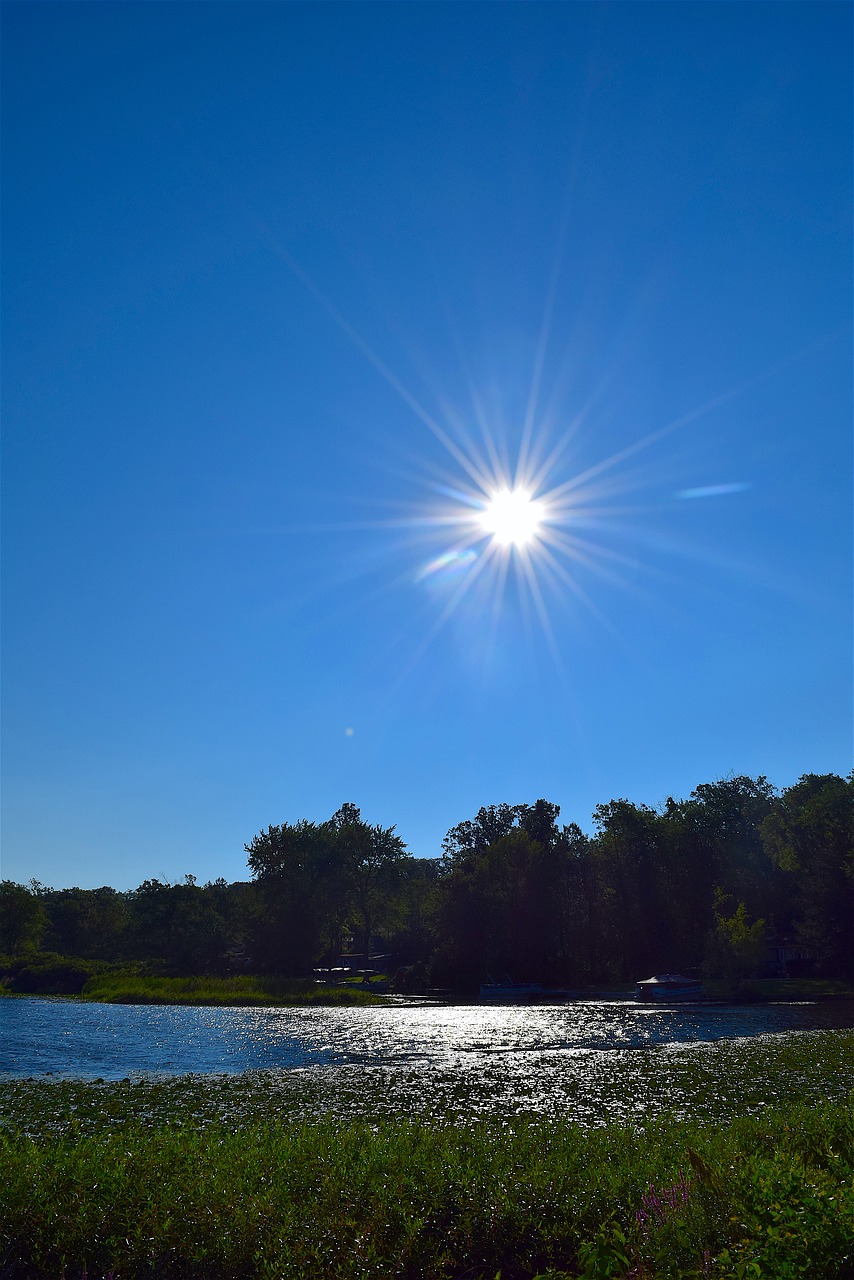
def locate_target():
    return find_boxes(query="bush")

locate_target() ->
[0,952,100,995]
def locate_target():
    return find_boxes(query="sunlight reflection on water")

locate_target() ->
[2,997,851,1082]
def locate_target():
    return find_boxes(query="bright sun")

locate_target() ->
[478,488,545,548]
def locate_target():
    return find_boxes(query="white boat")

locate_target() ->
[635,973,705,1002]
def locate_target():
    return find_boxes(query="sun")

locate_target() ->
[478,488,545,548]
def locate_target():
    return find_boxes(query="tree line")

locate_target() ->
[2,773,851,991]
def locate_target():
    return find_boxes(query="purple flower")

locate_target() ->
[636,1171,692,1231]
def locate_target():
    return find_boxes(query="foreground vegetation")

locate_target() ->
[2,1032,852,1278]
[1,1099,851,1279]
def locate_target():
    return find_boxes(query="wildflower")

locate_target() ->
[636,1170,692,1231]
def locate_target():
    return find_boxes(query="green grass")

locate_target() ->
[79,973,382,1006]
[1,1101,852,1279]
[2,1032,852,1278]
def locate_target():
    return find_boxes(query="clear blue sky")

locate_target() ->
[3,2,851,890]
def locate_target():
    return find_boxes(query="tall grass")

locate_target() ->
[81,973,381,1006]
[1,1102,852,1278]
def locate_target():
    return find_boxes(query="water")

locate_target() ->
[2,998,852,1128]
[2,996,851,1079]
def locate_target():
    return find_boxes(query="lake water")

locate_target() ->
[2,996,852,1079]
[2,998,852,1127]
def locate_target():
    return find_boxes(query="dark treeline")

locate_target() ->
[2,774,852,992]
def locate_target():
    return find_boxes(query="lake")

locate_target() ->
[1,996,852,1080]
[2,997,853,1128]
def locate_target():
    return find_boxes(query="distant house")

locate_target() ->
[764,941,815,979]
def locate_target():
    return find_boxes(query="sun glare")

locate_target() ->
[479,488,544,548]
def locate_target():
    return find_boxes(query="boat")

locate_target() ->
[635,973,706,1002]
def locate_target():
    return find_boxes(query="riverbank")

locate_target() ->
[79,973,384,1006]
[4,968,852,1007]
[2,1098,851,1278]
[0,966,384,1006]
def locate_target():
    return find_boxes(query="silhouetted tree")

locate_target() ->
[42,886,130,960]
[245,821,344,973]
[0,881,47,953]
[330,805,408,960]
[761,773,854,978]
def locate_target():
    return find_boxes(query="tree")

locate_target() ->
[331,805,408,961]
[127,878,229,972]
[42,886,130,960]
[245,820,345,973]
[0,881,47,953]
[761,773,854,978]
[434,800,590,988]
[681,776,780,920]
[387,857,441,970]
[590,800,671,979]
[704,899,766,982]
[436,830,539,986]
[441,804,519,864]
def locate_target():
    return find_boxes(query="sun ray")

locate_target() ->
[226,178,832,698]
[533,540,621,635]
[483,544,513,672]
[519,239,565,485]
[248,218,500,494]
[516,546,571,686]
[372,541,502,713]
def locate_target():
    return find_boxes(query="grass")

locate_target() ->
[1,1032,852,1278]
[1,1102,852,1278]
[79,973,382,1006]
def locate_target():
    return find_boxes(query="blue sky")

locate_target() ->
[3,2,851,890]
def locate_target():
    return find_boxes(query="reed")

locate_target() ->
[81,973,381,1006]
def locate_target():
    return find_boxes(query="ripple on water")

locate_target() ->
[1,997,852,1130]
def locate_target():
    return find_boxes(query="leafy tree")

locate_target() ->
[435,830,540,986]
[435,801,591,987]
[0,881,47,953]
[330,805,408,961]
[202,877,256,970]
[704,899,767,981]
[127,878,229,972]
[515,799,562,847]
[761,773,854,978]
[245,821,344,974]
[590,800,671,979]
[388,857,441,970]
[681,776,780,920]
[441,804,519,864]
[42,886,130,960]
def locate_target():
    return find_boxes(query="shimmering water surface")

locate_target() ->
[2,997,851,1079]
[2,999,852,1127]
